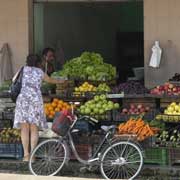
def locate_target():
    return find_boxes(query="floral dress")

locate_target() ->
[14,66,47,129]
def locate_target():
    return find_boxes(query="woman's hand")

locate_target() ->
[43,74,67,84]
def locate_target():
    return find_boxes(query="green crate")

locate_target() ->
[144,147,168,166]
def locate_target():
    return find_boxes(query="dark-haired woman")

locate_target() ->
[13,54,65,162]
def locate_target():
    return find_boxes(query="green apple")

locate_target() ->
[100,94,106,100]
[114,103,120,109]
[93,108,99,114]
[99,109,105,114]
[102,104,107,109]
[85,108,91,114]
[80,105,85,109]
[94,95,100,102]
[89,104,95,110]
[108,104,114,110]
[96,103,101,109]
[80,109,85,114]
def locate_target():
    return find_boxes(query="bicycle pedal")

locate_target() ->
[79,167,88,173]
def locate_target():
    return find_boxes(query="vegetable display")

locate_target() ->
[121,104,151,115]
[112,81,149,94]
[44,98,72,119]
[0,80,11,92]
[74,82,111,93]
[150,82,180,96]
[51,52,116,81]
[79,95,119,119]
[118,118,159,141]
[156,128,180,147]
[0,128,21,143]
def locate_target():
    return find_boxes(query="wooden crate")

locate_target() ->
[160,97,180,108]
[122,97,156,108]
[70,144,92,160]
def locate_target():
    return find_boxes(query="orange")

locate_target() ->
[57,104,62,109]
[58,100,63,104]
[45,109,49,115]
[52,102,57,108]
[55,107,60,112]
[53,98,59,103]
[50,110,55,116]
[48,106,53,111]
[44,104,48,108]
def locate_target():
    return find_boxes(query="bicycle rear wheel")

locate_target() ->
[100,141,143,180]
[29,139,67,176]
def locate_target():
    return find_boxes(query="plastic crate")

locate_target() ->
[0,143,23,159]
[169,148,180,165]
[144,147,168,166]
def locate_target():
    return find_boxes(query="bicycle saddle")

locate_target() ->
[101,125,116,132]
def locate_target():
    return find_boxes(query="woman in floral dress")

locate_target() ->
[14,54,65,161]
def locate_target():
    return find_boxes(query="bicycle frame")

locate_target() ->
[65,114,116,165]
[67,130,113,165]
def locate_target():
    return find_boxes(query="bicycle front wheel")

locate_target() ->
[29,139,67,176]
[100,141,143,180]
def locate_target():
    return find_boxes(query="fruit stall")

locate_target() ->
[0,52,180,167]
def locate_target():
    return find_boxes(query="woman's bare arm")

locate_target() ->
[43,74,66,84]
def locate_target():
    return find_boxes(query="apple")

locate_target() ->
[114,103,120,109]
[169,84,174,89]
[93,108,99,114]
[140,108,145,113]
[99,109,104,114]
[145,107,150,112]
[85,108,91,114]
[137,104,143,109]
[173,87,177,92]
[130,104,135,109]
[94,95,100,102]
[100,94,106,100]
[122,108,128,113]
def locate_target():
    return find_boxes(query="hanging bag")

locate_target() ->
[9,67,24,102]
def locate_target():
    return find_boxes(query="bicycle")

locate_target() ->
[29,102,143,180]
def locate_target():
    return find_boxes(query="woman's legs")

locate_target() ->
[20,123,30,160]
[30,124,39,153]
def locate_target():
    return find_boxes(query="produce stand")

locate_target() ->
[0,89,180,164]
[0,56,180,170]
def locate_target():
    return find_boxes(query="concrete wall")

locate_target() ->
[0,0,33,74]
[144,0,180,88]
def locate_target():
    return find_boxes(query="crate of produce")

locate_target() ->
[160,98,180,108]
[169,148,180,165]
[75,79,117,87]
[0,119,12,129]
[115,110,159,122]
[0,143,23,159]
[144,147,168,166]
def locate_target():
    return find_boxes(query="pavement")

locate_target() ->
[0,174,99,180]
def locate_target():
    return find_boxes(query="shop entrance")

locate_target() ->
[34,0,144,82]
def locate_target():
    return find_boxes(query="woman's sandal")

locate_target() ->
[23,154,30,162]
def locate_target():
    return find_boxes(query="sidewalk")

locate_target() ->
[0,173,100,180]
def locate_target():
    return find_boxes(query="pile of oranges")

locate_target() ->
[44,98,71,119]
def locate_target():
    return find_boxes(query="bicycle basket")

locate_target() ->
[51,111,73,136]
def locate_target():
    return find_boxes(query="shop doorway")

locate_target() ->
[34,0,144,82]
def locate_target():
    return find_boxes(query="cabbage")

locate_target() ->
[53,52,116,81]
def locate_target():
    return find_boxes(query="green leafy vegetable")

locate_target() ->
[51,52,116,81]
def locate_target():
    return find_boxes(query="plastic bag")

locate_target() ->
[149,41,162,68]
